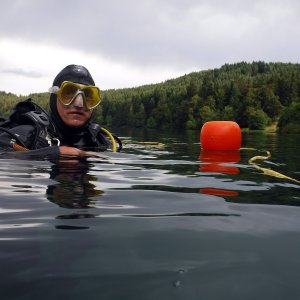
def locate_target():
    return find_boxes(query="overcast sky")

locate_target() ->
[0,0,299,95]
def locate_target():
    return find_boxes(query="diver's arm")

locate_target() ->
[0,125,89,157]
[58,146,88,157]
[1,146,90,158]
[0,146,59,159]
[21,146,89,157]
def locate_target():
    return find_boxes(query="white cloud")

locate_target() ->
[0,39,190,95]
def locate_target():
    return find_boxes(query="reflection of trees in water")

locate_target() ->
[46,158,103,208]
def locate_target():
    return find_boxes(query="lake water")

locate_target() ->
[0,129,300,300]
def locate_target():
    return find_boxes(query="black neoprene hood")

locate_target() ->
[52,64,95,87]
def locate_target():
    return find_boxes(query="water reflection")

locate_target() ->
[198,149,241,197]
[199,149,241,174]
[46,158,103,209]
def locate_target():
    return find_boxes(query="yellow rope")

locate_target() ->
[121,140,165,149]
[246,149,300,184]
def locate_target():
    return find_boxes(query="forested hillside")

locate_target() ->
[1,61,300,131]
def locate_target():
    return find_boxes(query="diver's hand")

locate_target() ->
[59,146,87,157]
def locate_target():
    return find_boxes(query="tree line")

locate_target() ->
[1,61,300,132]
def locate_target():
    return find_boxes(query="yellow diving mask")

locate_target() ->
[49,81,101,110]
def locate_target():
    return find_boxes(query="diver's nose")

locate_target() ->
[72,93,84,108]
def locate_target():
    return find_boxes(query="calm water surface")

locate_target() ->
[0,129,300,300]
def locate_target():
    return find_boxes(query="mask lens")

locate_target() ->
[83,87,101,109]
[59,82,79,105]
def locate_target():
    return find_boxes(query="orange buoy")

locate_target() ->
[200,121,241,150]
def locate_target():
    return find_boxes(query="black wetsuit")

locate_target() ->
[0,98,117,158]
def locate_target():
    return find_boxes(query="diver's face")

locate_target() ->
[56,94,93,127]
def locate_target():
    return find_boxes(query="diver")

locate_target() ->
[0,64,122,157]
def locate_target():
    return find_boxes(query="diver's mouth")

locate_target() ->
[68,111,85,116]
